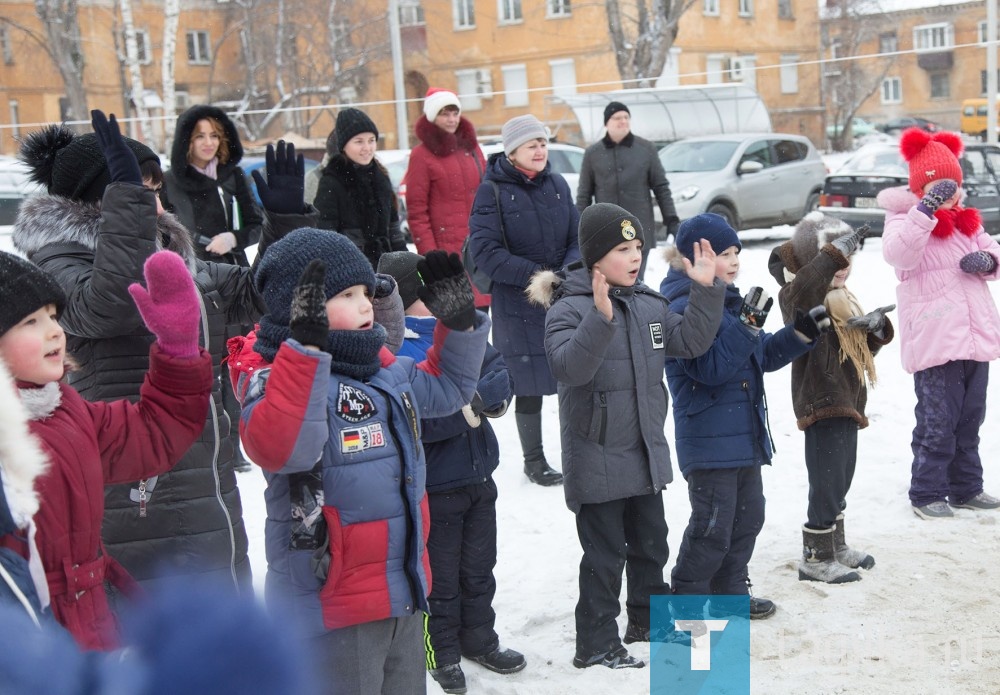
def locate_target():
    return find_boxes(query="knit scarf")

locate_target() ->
[825,287,878,386]
[254,315,386,380]
[191,157,219,180]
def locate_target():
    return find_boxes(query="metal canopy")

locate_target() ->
[550,84,772,144]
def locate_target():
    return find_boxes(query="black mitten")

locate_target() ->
[830,224,868,258]
[847,304,895,333]
[251,141,306,215]
[794,305,833,342]
[91,109,142,185]
[290,260,330,348]
[739,286,773,330]
[416,251,477,331]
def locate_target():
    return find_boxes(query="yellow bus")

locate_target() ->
[961,97,1000,139]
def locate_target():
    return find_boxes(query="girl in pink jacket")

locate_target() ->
[879,128,1000,520]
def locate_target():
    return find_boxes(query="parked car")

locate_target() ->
[242,154,322,206]
[0,156,41,254]
[826,117,877,139]
[657,133,826,231]
[818,142,1000,236]
[877,116,940,135]
[377,148,411,241]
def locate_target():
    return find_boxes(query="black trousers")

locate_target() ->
[424,479,499,668]
[574,492,670,657]
[671,466,765,596]
[804,417,858,528]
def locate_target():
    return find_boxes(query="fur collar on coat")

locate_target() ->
[414,115,480,158]
[0,360,48,529]
[877,186,982,239]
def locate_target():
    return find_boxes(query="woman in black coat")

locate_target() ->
[314,107,408,269]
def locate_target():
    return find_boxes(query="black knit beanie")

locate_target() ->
[377,251,423,310]
[603,101,630,125]
[18,124,160,203]
[579,203,642,268]
[675,213,742,262]
[0,251,66,337]
[335,108,379,153]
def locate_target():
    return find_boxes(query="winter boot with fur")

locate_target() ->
[515,411,563,486]
[834,514,875,570]
[799,526,861,584]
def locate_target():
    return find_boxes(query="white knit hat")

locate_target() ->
[423,88,462,122]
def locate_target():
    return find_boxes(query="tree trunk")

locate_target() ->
[119,0,153,144]
[605,0,692,88]
[34,0,88,129]
[162,0,179,153]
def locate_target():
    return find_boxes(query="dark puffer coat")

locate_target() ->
[314,154,408,269]
[468,153,581,396]
[12,183,260,593]
[161,105,263,267]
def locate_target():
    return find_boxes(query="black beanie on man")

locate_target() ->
[603,101,630,125]
[579,203,642,268]
[0,250,66,337]
[335,108,379,153]
[19,124,160,203]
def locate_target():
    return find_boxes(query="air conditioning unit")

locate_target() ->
[477,68,493,97]
[728,57,746,82]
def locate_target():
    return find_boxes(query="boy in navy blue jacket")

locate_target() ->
[660,213,830,619]
[378,251,525,695]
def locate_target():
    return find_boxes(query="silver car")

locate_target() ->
[658,133,827,231]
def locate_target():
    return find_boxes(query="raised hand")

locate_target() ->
[289,260,330,348]
[592,267,612,321]
[372,273,404,353]
[847,304,895,333]
[91,109,142,186]
[917,179,959,217]
[416,251,477,332]
[685,239,718,287]
[738,286,773,330]
[830,224,868,258]
[959,251,997,274]
[251,140,306,215]
[128,251,201,358]
[794,305,832,342]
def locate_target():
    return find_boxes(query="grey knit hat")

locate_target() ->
[790,211,853,267]
[579,203,642,268]
[501,115,549,157]
[376,251,423,310]
[0,251,66,337]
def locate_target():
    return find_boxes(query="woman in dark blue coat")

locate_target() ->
[468,115,580,486]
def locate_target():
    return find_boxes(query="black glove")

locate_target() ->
[475,369,511,416]
[91,109,142,186]
[830,224,868,258]
[666,218,680,243]
[739,286,773,330]
[289,260,330,348]
[251,141,305,215]
[416,251,477,332]
[847,304,895,333]
[959,251,998,274]
[916,179,958,217]
[794,305,832,342]
[372,273,404,354]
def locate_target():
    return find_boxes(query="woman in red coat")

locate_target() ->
[405,88,489,309]
[0,243,211,651]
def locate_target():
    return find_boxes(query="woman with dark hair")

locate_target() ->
[161,105,263,267]
[314,107,408,269]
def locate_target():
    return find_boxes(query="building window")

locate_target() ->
[981,70,1000,95]
[778,0,792,19]
[706,54,725,84]
[186,30,211,64]
[738,0,753,17]
[175,91,190,111]
[454,0,475,29]
[123,29,152,65]
[455,69,483,110]
[8,100,19,139]
[780,54,798,94]
[498,0,522,24]
[929,72,950,99]
[399,0,425,26]
[547,0,570,18]
[881,77,902,104]
[703,0,719,16]
[549,58,576,97]
[501,64,528,106]
[913,22,953,52]
[977,20,1000,45]
[879,32,897,55]
[0,26,12,65]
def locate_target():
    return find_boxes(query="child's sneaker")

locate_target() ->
[429,663,467,694]
[468,646,526,674]
[950,492,1000,510]
[573,646,645,669]
[913,501,954,519]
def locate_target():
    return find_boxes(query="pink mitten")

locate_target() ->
[128,251,201,358]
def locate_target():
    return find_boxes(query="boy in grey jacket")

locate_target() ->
[528,203,725,670]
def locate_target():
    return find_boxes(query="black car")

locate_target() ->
[819,143,1000,236]
[877,116,940,134]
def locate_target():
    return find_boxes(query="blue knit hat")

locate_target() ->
[255,228,375,326]
[675,213,741,262]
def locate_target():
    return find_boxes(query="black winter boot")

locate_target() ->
[799,525,862,584]
[468,646,526,674]
[834,514,875,569]
[429,663,467,694]
[515,411,563,486]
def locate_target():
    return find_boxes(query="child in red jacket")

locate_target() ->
[0,249,212,650]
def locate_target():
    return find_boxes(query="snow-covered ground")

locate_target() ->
[238,232,1000,694]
